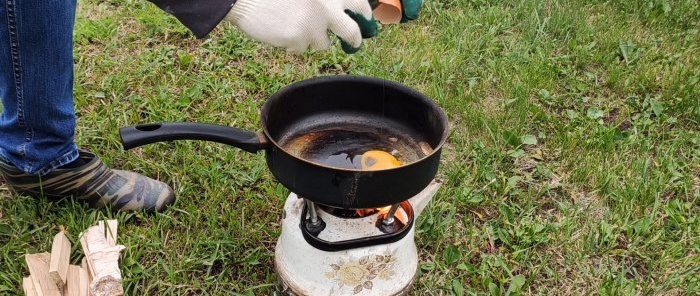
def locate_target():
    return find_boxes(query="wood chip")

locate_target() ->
[48,231,71,288]
[419,141,434,155]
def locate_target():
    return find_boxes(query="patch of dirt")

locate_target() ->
[515,156,538,173]
[540,200,558,214]
[602,107,620,125]
[318,63,351,74]
[622,254,647,279]
[615,233,629,250]
[618,120,632,132]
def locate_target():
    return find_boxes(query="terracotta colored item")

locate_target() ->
[361,150,402,170]
[373,0,402,24]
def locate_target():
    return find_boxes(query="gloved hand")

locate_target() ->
[369,0,422,23]
[399,0,422,22]
[224,0,378,54]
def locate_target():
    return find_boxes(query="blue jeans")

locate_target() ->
[0,0,79,175]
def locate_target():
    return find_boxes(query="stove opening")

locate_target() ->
[318,205,393,218]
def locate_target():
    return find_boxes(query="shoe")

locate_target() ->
[0,150,175,213]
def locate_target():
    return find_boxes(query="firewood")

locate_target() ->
[24,253,61,296]
[48,231,71,288]
[81,225,126,296]
[23,221,125,296]
[22,277,38,296]
[79,233,96,280]
[80,257,92,284]
[65,265,89,296]
[78,265,89,296]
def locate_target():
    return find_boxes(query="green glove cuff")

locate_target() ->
[400,0,423,22]
[338,9,379,53]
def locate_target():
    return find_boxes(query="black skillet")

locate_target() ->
[119,75,449,209]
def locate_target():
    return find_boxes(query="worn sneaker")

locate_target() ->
[0,150,175,213]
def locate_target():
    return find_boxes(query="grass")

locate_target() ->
[1,0,699,295]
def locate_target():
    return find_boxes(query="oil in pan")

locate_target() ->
[280,126,424,170]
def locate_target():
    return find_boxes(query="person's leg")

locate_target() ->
[0,0,175,212]
[0,0,78,174]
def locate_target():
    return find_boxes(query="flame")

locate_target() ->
[376,205,392,215]
[355,205,392,217]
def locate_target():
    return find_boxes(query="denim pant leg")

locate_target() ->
[0,0,80,175]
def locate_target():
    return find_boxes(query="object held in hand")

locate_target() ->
[373,0,402,24]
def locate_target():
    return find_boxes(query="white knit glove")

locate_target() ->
[223,0,378,54]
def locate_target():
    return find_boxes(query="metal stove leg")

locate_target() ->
[305,200,320,225]
[303,199,325,235]
[382,203,401,226]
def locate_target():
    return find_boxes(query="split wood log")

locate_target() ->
[81,224,125,296]
[79,233,96,280]
[65,265,89,296]
[24,253,61,296]
[48,231,71,288]
[80,257,92,284]
[22,277,38,296]
[78,266,89,296]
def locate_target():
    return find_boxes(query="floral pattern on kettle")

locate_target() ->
[325,250,398,294]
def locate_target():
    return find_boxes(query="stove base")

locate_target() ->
[274,180,442,296]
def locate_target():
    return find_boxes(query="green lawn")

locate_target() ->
[1,0,699,295]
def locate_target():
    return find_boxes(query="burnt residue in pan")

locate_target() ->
[280,125,426,170]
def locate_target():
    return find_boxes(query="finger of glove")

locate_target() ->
[310,34,331,51]
[329,12,364,53]
[282,30,313,54]
[344,9,378,39]
[343,0,373,20]
[259,31,309,54]
[343,0,378,38]
[400,0,423,22]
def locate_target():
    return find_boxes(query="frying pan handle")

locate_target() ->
[119,123,267,153]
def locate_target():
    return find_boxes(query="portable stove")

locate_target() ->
[275,179,442,295]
